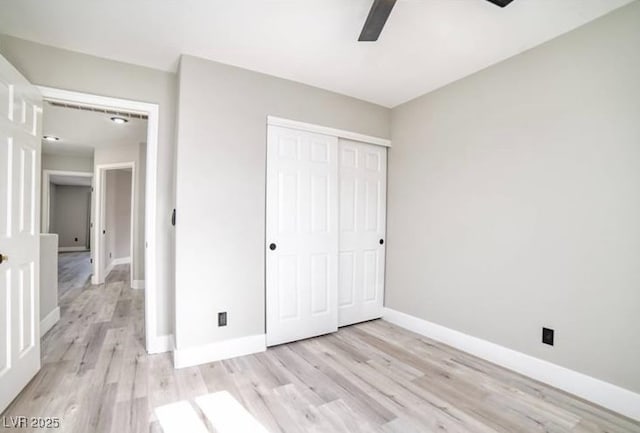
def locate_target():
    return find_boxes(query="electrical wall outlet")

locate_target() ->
[218,312,227,327]
[542,327,554,346]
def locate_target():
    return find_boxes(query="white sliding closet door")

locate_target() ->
[338,139,386,327]
[266,126,339,346]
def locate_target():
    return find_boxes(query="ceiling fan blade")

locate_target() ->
[486,0,515,7]
[358,0,398,42]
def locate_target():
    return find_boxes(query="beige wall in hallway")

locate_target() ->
[387,2,640,393]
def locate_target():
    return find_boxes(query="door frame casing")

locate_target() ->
[37,86,162,354]
[95,162,135,289]
[267,116,392,148]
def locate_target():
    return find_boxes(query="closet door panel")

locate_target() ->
[266,126,338,346]
[338,139,387,327]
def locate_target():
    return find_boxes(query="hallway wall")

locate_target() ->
[105,169,132,268]
[51,184,91,249]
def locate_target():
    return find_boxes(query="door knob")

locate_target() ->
[379,239,384,245]
[269,243,277,251]
[0,254,7,264]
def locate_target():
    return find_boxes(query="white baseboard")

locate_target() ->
[40,307,60,337]
[103,257,131,278]
[173,334,266,369]
[111,257,131,266]
[58,246,88,252]
[148,334,174,355]
[383,307,640,421]
[131,279,145,290]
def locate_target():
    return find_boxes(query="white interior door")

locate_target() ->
[0,55,42,413]
[338,139,386,327]
[266,126,338,346]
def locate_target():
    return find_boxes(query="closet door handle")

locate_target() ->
[269,243,277,251]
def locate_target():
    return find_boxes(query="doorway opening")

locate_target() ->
[95,164,136,289]
[37,86,161,353]
[41,170,94,298]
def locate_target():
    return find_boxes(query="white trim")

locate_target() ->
[104,257,132,279]
[37,86,151,115]
[267,116,391,147]
[383,307,640,421]
[40,307,60,337]
[131,279,145,290]
[41,169,93,234]
[37,86,162,355]
[173,335,267,369]
[148,334,175,355]
[58,246,89,252]
[111,256,131,266]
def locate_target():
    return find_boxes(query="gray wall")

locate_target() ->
[0,34,178,338]
[42,153,93,172]
[41,154,93,233]
[174,55,390,349]
[48,182,57,234]
[105,169,132,265]
[115,170,132,259]
[387,2,640,393]
[39,234,58,322]
[51,185,91,248]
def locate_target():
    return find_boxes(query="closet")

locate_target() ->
[266,119,388,346]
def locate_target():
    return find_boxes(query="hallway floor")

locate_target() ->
[57,251,92,298]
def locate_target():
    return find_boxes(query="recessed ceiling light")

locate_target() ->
[110,116,128,124]
[43,135,60,142]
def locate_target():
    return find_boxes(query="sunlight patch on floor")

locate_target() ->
[155,391,270,433]
[155,401,209,433]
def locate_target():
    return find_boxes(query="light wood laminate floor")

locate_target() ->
[2,265,639,433]
[57,251,92,298]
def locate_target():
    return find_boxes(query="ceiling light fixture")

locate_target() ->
[43,135,60,142]
[110,116,128,124]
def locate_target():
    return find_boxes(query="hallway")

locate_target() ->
[3,264,147,432]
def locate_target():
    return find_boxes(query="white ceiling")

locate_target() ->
[50,174,92,187]
[0,0,633,107]
[42,103,147,157]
